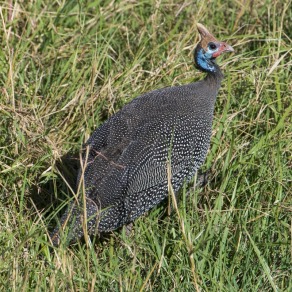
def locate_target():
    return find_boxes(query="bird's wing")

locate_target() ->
[121,120,197,192]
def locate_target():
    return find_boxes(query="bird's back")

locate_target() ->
[78,80,219,231]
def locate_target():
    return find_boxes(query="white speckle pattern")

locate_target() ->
[51,45,226,245]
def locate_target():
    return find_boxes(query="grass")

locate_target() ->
[0,0,291,290]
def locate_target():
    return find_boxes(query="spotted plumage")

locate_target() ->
[50,23,234,245]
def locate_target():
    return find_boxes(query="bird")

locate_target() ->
[50,23,234,246]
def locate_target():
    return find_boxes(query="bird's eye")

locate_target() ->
[208,42,217,50]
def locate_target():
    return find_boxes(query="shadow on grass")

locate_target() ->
[29,151,80,228]
[28,151,118,246]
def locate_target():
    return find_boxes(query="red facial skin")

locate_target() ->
[212,42,234,58]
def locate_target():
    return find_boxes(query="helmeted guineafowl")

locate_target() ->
[50,23,234,246]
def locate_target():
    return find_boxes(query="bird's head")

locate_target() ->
[194,23,234,73]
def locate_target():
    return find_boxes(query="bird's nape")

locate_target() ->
[194,23,234,73]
